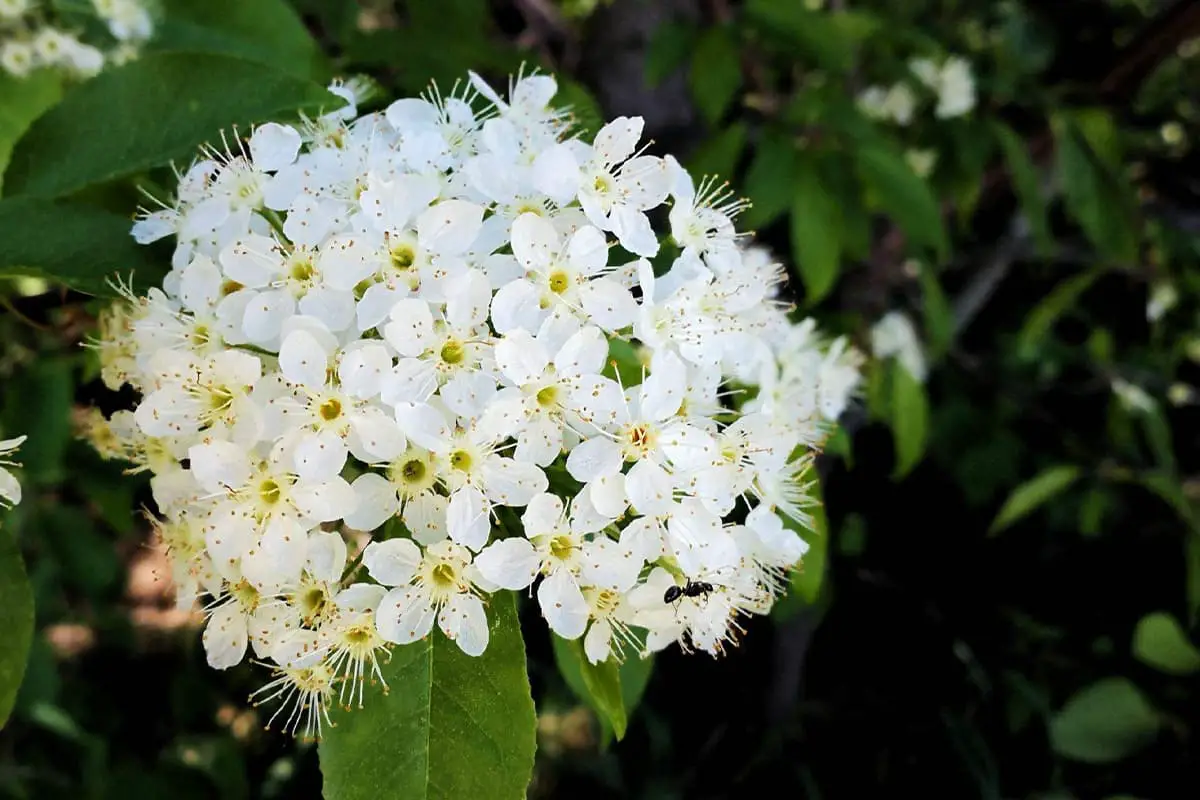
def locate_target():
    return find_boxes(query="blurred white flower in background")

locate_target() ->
[871,311,928,382]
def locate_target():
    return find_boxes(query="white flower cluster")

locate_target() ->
[84,71,862,738]
[858,54,976,125]
[0,0,152,80]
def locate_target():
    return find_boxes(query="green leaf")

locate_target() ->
[318,594,536,800]
[687,122,745,184]
[991,120,1052,257]
[5,53,338,199]
[785,473,828,607]
[151,0,325,78]
[0,198,167,294]
[1132,612,1200,675]
[646,22,696,86]
[554,78,604,139]
[1016,270,1099,360]
[1049,678,1160,763]
[790,158,841,303]
[0,524,34,727]
[989,466,1081,535]
[1052,113,1138,263]
[2,359,73,486]
[689,27,742,125]
[745,1,875,73]
[917,261,954,360]
[551,635,628,739]
[890,363,929,479]
[857,146,948,260]
[0,71,62,194]
[742,129,798,230]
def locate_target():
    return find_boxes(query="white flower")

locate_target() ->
[910,55,976,119]
[0,436,27,508]
[871,311,927,382]
[368,538,491,656]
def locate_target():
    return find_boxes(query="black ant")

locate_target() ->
[663,579,714,604]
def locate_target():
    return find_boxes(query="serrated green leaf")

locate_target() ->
[857,146,948,260]
[0,71,63,194]
[5,53,338,199]
[992,120,1052,256]
[989,465,1081,535]
[1132,612,1200,675]
[742,129,797,230]
[890,363,929,479]
[790,158,840,303]
[1049,678,1160,763]
[319,594,536,800]
[689,27,742,125]
[1016,270,1099,360]
[551,635,628,739]
[0,198,167,294]
[0,524,34,727]
[151,0,325,78]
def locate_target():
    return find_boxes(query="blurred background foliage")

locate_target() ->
[1,0,1200,797]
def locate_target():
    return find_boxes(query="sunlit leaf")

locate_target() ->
[989,465,1081,535]
[1132,612,1200,676]
[1049,678,1160,763]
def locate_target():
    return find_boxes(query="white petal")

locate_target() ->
[444,268,492,330]
[440,372,497,421]
[579,537,641,592]
[249,123,301,172]
[343,472,398,532]
[203,603,248,669]
[417,199,483,256]
[514,419,561,467]
[625,459,674,517]
[376,585,436,644]
[363,538,423,586]
[242,516,308,591]
[495,329,550,386]
[587,473,628,519]
[306,529,348,584]
[439,593,490,656]
[538,569,588,640]
[293,430,348,482]
[490,279,544,334]
[510,212,559,272]
[639,350,687,421]
[473,537,540,590]
[481,457,548,506]
[0,468,21,507]
[579,278,638,331]
[317,235,379,292]
[609,204,659,257]
[565,436,623,483]
[393,402,450,451]
[334,582,387,615]
[382,299,435,357]
[187,441,250,492]
[404,492,448,545]
[553,325,608,377]
[447,485,491,551]
[349,412,408,461]
[242,289,295,345]
[380,359,439,407]
[298,287,356,333]
[521,493,565,537]
[593,116,643,164]
[531,143,580,205]
[584,620,613,664]
[338,343,393,399]
[292,477,356,522]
